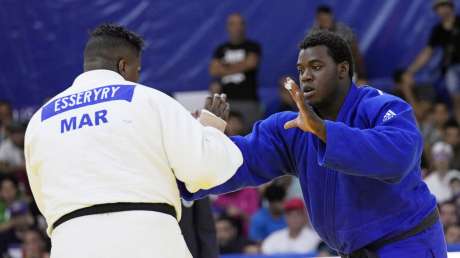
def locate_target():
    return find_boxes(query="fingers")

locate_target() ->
[191,110,200,118]
[204,96,212,110]
[295,91,307,113]
[284,77,305,111]
[283,118,298,129]
[205,93,229,118]
[210,94,223,116]
[217,95,227,114]
[284,77,299,101]
[223,103,230,121]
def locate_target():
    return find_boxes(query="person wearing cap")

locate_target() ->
[261,198,320,254]
[425,141,460,202]
[405,0,460,105]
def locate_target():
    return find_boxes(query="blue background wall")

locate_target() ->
[1,0,459,108]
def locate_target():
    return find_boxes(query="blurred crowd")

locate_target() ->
[0,0,459,257]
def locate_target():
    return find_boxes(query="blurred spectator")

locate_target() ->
[0,122,26,174]
[225,111,246,136]
[249,184,287,241]
[0,101,13,145]
[448,173,460,196]
[179,198,218,258]
[0,176,34,255]
[209,13,262,130]
[422,102,450,146]
[390,69,436,172]
[440,201,458,228]
[214,188,260,231]
[261,198,320,254]
[215,215,249,254]
[390,69,435,119]
[310,5,367,83]
[454,105,460,125]
[272,176,303,200]
[444,119,460,170]
[22,228,50,258]
[446,224,460,244]
[405,0,460,105]
[425,142,460,202]
[242,241,260,254]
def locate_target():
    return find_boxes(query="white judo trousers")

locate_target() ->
[50,211,192,258]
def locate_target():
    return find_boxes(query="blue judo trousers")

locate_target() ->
[180,84,447,257]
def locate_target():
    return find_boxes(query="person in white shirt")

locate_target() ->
[424,141,460,203]
[0,122,26,174]
[24,24,243,258]
[261,198,320,254]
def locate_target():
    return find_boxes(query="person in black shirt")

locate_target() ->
[179,198,218,258]
[405,0,460,104]
[209,13,262,131]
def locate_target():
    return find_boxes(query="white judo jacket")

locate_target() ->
[24,69,243,235]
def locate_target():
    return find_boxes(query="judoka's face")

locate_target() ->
[297,46,348,108]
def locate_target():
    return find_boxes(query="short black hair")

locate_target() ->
[300,30,354,79]
[0,174,19,189]
[444,118,459,130]
[316,5,332,14]
[217,214,243,235]
[6,121,27,134]
[84,24,144,70]
[0,100,11,108]
[264,184,286,202]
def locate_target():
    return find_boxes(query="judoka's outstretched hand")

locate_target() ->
[283,77,327,142]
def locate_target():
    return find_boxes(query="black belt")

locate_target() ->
[339,208,439,258]
[52,202,176,230]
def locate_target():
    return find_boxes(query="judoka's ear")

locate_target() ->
[117,58,127,77]
[338,62,349,80]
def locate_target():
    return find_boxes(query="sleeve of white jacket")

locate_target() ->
[24,126,47,228]
[156,95,243,193]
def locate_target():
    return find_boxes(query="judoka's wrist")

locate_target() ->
[198,109,227,132]
[312,119,327,143]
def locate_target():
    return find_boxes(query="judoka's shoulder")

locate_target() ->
[134,83,184,109]
[25,111,40,139]
[134,83,173,100]
[357,86,411,112]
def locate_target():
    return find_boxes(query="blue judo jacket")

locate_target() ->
[180,84,437,253]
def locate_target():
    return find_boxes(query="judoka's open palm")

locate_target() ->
[283,77,326,142]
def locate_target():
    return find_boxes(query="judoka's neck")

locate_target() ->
[316,82,351,121]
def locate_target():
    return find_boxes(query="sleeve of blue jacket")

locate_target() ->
[316,96,423,183]
[180,113,296,201]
